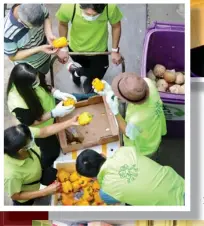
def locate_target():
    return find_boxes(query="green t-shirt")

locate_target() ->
[97,146,185,206]
[7,85,55,128]
[4,144,42,203]
[123,78,167,155]
[56,4,123,52]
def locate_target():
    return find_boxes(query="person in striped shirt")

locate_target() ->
[4,4,63,75]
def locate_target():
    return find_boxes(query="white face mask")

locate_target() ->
[82,12,100,21]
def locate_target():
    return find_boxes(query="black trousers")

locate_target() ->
[35,135,61,169]
[13,199,35,206]
[69,47,109,92]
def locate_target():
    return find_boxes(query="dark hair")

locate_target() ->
[76,149,106,177]
[4,124,32,158]
[80,4,107,14]
[7,63,52,121]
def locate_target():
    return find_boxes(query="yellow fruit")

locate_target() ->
[70,171,80,182]
[62,181,72,193]
[57,169,70,183]
[93,192,103,204]
[92,180,100,191]
[75,200,90,206]
[92,78,105,92]
[82,191,93,202]
[72,181,81,192]
[83,186,93,195]
[78,112,93,126]
[62,193,75,205]
[52,37,68,48]
[63,98,76,106]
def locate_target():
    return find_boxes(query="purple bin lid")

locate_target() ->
[141,21,185,104]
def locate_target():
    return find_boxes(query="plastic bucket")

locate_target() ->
[141,21,185,137]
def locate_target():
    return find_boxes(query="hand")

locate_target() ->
[44,181,61,195]
[40,44,58,55]
[67,62,84,78]
[111,52,122,65]
[69,115,80,126]
[51,101,75,118]
[46,32,57,45]
[92,80,112,96]
[53,89,77,102]
[106,91,119,115]
[57,47,69,64]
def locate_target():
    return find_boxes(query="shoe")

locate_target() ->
[67,62,83,87]
[72,74,81,87]
[82,79,93,94]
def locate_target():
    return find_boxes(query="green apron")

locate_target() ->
[97,146,184,206]
[7,85,55,128]
[124,78,167,155]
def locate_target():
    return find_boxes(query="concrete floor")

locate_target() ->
[4,4,185,206]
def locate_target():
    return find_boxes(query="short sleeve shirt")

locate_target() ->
[7,84,55,128]
[4,4,50,69]
[4,144,42,203]
[56,4,123,52]
[124,78,167,156]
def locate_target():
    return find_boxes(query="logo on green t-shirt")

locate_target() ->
[118,164,138,183]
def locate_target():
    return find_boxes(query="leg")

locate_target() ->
[83,54,109,94]
[69,47,91,86]
[35,135,61,168]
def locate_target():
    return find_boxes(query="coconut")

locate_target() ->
[153,64,166,78]
[147,70,156,80]
[169,84,181,94]
[163,70,176,83]
[179,84,185,94]
[175,72,185,84]
[156,79,168,92]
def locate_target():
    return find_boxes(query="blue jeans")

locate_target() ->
[99,190,119,205]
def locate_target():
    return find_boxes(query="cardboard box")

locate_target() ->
[57,96,119,153]
[191,2,204,48]
[52,160,76,206]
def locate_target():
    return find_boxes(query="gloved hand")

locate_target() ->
[67,62,84,78]
[51,101,75,118]
[52,89,77,102]
[92,80,112,96]
[106,91,119,115]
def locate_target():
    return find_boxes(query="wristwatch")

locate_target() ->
[112,47,120,53]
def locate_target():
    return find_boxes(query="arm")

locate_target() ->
[9,46,42,61]
[111,21,121,49]
[36,116,78,138]
[11,189,47,201]
[115,113,127,135]
[58,21,69,38]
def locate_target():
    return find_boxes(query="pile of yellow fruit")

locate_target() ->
[63,98,76,107]
[78,112,93,126]
[57,169,105,206]
[92,78,105,92]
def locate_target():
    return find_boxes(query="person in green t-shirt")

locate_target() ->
[56,4,123,94]
[76,147,185,206]
[93,72,167,159]
[4,117,79,205]
[7,63,78,168]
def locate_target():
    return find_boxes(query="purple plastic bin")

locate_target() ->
[141,21,185,138]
